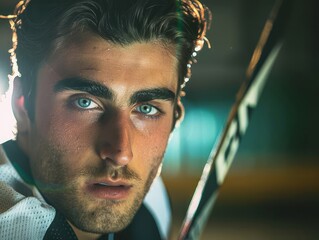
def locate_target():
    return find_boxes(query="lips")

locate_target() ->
[86,179,132,200]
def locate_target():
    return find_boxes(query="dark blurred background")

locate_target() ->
[0,0,318,239]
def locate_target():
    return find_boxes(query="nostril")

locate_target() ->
[116,153,133,167]
[99,147,133,167]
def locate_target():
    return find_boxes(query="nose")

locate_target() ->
[97,112,133,167]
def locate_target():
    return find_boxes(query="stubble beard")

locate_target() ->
[29,138,163,234]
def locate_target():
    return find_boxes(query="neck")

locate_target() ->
[16,133,30,156]
[68,221,103,240]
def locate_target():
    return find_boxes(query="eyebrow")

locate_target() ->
[130,88,176,105]
[54,77,175,104]
[54,77,114,101]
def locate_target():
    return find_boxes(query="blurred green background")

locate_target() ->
[1,0,318,239]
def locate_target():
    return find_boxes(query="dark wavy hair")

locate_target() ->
[15,0,210,117]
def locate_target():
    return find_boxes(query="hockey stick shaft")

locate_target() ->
[178,0,291,239]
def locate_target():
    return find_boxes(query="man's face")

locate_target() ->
[24,34,179,234]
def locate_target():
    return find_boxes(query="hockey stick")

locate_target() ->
[178,0,292,239]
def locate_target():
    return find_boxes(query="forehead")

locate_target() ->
[39,33,179,91]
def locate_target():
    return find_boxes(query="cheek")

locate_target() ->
[29,121,93,183]
[133,120,172,169]
[34,104,95,159]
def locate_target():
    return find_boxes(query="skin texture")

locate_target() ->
[15,33,181,239]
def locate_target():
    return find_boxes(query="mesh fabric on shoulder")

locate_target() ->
[0,161,55,239]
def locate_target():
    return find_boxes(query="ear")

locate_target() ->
[174,95,185,128]
[12,78,31,135]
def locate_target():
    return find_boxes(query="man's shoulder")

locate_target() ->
[0,141,31,196]
[0,183,56,240]
[0,141,56,240]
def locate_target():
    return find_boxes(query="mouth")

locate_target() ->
[86,180,132,200]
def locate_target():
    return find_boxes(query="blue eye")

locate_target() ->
[75,98,98,109]
[136,104,159,115]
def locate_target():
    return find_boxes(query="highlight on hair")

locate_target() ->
[181,0,211,88]
[2,0,211,116]
[0,0,30,82]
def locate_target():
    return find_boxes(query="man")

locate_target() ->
[0,0,210,239]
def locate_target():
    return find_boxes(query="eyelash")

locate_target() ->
[69,95,102,111]
[135,103,163,119]
[68,95,165,119]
